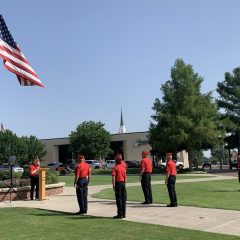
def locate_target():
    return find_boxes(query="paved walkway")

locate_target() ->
[0,174,239,237]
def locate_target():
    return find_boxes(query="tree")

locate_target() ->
[216,67,240,152]
[0,130,46,166]
[149,59,220,170]
[69,121,112,159]
[20,135,47,165]
[0,130,23,164]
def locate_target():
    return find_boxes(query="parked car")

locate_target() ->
[47,162,71,175]
[66,162,77,172]
[105,160,115,169]
[159,160,184,170]
[56,163,71,176]
[125,160,139,168]
[0,164,24,173]
[85,160,100,169]
[47,162,62,170]
[202,161,212,170]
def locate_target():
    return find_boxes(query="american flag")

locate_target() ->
[0,14,44,87]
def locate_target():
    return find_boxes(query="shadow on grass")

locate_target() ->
[28,208,113,220]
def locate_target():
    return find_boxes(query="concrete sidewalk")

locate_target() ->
[0,175,239,237]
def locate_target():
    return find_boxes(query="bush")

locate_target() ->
[0,170,22,181]
[46,170,59,184]
[0,169,59,188]
[22,168,59,184]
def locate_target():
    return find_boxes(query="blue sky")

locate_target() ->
[1,1,240,139]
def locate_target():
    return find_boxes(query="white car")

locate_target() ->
[105,160,115,169]
[158,160,184,170]
[85,160,100,169]
[0,164,24,173]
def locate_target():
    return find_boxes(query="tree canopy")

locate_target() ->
[216,66,240,151]
[0,130,46,165]
[69,121,112,159]
[149,59,220,168]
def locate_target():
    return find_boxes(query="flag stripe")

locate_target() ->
[0,44,29,67]
[4,61,44,86]
[18,76,34,86]
[0,48,38,78]
[0,41,27,62]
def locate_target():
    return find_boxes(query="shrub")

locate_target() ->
[46,170,59,184]
[0,170,22,181]
[21,168,59,184]
[0,169,58,187]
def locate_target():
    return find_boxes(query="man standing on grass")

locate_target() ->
[139,151,153,204]
[74,155,91,215]
[112,154,127,219]
[165,152,178,207]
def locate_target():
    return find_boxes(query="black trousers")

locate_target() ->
[115,182,127,217]
[30,176,39,200]
[238,171,240,183]
[76,178,88,213]
[141,173,153,203]
[167,175,177,206]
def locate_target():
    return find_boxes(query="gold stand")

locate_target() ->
[39,168,48,200]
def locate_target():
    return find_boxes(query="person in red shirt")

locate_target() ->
[115,153,127,169]
[112,154,127,219]
[139,151,153,204]
[165,153,178,207]
[74,155,91,215]
[29,158,40,200]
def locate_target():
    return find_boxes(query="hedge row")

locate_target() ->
[0,169,59,188]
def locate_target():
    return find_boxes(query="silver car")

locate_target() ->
[85,160,100,169]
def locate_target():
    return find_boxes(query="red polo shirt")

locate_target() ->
[112,163,127,182]
[29,164,40,177]
[140,157,152,173]
[121,161,127,169]
[166,159,177,176]
[75,162,91,178]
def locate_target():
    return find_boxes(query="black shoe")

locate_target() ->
[141,201,150,204]
[113,215,123,219]
[167,204,175,207]
[123,215,126,218]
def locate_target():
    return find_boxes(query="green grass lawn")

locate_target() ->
[93,179,240,211]
[0,208,238,240]
[59,174,213,187]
